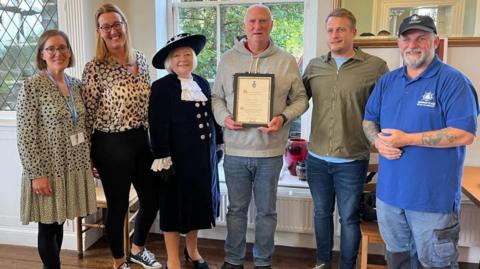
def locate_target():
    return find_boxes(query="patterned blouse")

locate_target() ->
[81,50,151,134]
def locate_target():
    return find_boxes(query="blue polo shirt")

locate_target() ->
[364,57,478,213]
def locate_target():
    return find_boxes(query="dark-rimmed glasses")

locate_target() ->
[44,45,69,56]
[98,21,124,32]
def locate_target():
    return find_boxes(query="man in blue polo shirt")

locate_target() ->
[363,14,478,268]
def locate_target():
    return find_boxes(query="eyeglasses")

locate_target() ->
[98,21,124,32]
[44,45,69,56]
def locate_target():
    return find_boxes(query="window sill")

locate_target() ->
[278,170,309,188]
[218,160,309,189]
[0,111,16,127]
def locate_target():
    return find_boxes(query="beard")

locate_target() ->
[402,47,435,69]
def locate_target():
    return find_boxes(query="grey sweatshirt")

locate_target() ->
[212,38,308,157]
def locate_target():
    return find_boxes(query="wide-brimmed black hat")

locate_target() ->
[398,14,437,36]
[152,33,206,69]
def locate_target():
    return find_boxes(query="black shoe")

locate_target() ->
[117,262,132,269]
[254,266,271,269]
[129,248,162,269]
[220,261,244,269]
[184,248,209,269]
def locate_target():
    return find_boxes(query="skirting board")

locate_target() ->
[1,221,479,263]
[0,215,103,252]
[0,224,103,252]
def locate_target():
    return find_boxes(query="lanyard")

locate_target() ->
[45,70,79,125]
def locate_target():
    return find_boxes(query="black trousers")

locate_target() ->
[91,127,160,258]
[38,222,63,269]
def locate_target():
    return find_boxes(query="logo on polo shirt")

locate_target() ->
[417,91,436,107]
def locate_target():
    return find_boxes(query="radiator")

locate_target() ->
[216,186,480,248]
[216,186,319,234]
[459,203,480,247]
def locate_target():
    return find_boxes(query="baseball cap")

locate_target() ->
[398,14,437,36]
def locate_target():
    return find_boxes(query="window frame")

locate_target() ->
[168,0,307,140]
[168,0,304,67]
[0,0,63,125]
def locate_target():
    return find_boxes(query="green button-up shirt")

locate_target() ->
[303,49,389,160]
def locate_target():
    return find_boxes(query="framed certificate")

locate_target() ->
[233,73,275,126]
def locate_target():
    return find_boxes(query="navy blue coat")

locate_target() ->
[149,73,222,233]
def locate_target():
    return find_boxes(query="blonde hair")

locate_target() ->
[164,47,198,74]
[35,30,75,70]
[94,3,135,64]
[325,8,357,29]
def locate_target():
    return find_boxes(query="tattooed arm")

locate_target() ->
[362,120,380,145]
[378,127,474,148]
[363,120,403,160]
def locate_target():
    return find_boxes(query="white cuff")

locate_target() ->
[151,157,172,172]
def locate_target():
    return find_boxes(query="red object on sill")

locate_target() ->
[284,138,308,176]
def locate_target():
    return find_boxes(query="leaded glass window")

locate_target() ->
[0,0,58,111]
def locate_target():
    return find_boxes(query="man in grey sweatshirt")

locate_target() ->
[212,4,308,269]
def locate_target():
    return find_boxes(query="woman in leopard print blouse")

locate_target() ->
[81,4,160,269]
[16,30,96,269]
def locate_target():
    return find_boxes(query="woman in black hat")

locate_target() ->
[149,33,223,269]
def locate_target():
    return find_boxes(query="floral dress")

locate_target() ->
[17,73,96,224]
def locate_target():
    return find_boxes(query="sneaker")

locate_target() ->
[117,262,132,269]
[313,264,327,269]
[129,248,162,269]
[220,261,244,269]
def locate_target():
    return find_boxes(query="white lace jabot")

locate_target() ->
[179,76,208,102]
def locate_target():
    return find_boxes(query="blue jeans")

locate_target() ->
[306,156,368,269]
[223,155,283,266]
[376,198,460,269]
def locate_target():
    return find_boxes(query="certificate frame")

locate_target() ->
[233,73,275,127]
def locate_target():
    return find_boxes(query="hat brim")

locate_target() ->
[399,25,435,36]
[152,34,206,69]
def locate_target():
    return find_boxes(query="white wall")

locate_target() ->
[114,0,159,79]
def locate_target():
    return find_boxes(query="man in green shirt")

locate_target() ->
[302,8,388,269]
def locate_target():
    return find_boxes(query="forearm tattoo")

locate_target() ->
[362,121,380,145]
[421,128,457,146]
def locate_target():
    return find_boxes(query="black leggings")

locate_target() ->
[38,222,63,269]
[91,128,159,259]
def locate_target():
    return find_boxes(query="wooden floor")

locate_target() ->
[0,234,477,269]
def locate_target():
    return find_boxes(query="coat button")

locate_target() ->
[202,102,206,106]
[206,122,210,127]
[199,123,204,129]
[195,103,200,107]
[200,134,206,140]
[204,112,208,116]
[197,113,201,119]
[209,133,212,138]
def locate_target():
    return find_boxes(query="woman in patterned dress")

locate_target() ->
[81,4,161,269]
[16,29,96,269]
[149,33,223,269]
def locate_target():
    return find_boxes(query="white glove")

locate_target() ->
[151,157,173,172]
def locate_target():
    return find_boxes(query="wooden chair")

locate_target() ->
[359,164,386,269]
[359,221,386,269]
[75,185,139,258]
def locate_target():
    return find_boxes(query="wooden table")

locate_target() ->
[462,166,480,207]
